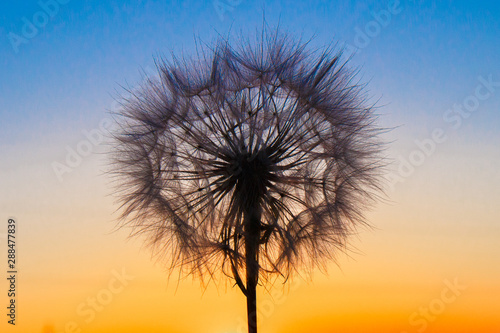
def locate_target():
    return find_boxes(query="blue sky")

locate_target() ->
[1,0,499,145]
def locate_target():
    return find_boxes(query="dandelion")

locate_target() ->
[109,28,385,333]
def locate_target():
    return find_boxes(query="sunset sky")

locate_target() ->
[1,1,499,333]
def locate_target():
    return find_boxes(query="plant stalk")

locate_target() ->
[245,209,260,333]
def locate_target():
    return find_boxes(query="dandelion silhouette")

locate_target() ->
[110,28,385,333]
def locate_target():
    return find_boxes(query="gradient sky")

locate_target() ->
[1,1,499,333]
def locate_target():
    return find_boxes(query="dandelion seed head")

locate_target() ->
[110,28,386,288]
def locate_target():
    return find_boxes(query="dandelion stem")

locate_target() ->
[245,207,261,333]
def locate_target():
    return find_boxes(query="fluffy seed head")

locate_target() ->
[110,29,385,287]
